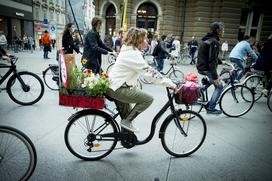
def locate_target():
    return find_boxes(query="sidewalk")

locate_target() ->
[0,50,272,181]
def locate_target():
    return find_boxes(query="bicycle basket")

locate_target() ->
[175,81,201,105]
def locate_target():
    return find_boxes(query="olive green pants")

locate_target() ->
[107,87,154,122]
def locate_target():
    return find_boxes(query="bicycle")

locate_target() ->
[0,125,37,180]
[0,55,44,105]
[191,62,255,117]
[267,90,272,112]
[64,87,207,160]
[42,63,59,90]
[139,56,184,84]
[243,69,272,102]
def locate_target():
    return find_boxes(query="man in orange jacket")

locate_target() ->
[42,30,51,59]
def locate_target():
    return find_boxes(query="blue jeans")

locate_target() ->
[230,57,244,81]
[44,50,48,58]
[202,71,224,110]
[156,58,164,72]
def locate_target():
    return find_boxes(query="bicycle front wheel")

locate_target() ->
[220,84,254,117]
[0,126,37,181]
[168,69,184,83]
[268,91,272,112]
[7,71,45,105]
[64,109,118,161]
[43,65,59,90]
[243,74,263,101]
[160,110,207,157]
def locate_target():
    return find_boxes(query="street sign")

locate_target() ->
[49,21,57,39]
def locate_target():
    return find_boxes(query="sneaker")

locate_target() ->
[120,119,139,133]
[262,89,269,96]
[206,108,222,115]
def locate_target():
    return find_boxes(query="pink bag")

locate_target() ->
[175,81,201,105]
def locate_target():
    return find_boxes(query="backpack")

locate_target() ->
[152,43,160,57]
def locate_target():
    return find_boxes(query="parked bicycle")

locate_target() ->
[0,55,44,105]
[64,87,207,160]
[140,56,184,84]
[190,62,255,117]
[0,125,37,180]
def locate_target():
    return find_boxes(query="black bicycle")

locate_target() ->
[0,126,37,180]
[190,62,255,117]
[42,64,59,90]
[64,87,207,160]
[0,55,44,105]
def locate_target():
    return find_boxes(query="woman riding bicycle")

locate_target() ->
[107,27,176,132]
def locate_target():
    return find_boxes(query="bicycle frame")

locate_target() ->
[97,88,186,145]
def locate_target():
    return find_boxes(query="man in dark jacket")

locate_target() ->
[196,22,224,114]
[82,17,113,74]
[156,34,171,72]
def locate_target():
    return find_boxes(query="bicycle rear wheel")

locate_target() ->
[64,109,118,161]
[160,110,206,157]
[43,65,59,90]
[7,71,45,105]
[0,126,37,181]
[220,84,254,117]
[243,74,263,101]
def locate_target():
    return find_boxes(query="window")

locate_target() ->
[238,9,263,41]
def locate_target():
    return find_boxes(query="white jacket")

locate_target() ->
[109,45,176,91]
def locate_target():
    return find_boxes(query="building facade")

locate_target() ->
[0,0,33,45]
[33,0,66,49]
[94,0,272,47]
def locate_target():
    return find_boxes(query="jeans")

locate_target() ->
[156,58,164,72]
[230,57,244,81]
[44,50,48,58]
[201,71,224,110]
[107,86,154,122]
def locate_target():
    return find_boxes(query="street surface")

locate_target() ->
[0,50,272,181]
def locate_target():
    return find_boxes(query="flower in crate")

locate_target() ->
[82,72,110,98]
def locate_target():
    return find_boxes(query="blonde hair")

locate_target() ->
[122,27,147,49]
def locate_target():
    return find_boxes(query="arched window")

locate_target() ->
[105,4,116,37]
[136,2,158,37]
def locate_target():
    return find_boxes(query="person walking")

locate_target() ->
[229,35,258,82]
[196,22,225,114]
[62,23,80,54]
[156,34,171,73]
[188,35,198,64]
[82,17,114,74]
[221,40,228,60]
[170,36,181,59]
[42,30,51,59]
[107,27,176,132]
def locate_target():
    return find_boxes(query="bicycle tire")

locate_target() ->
[0,126,37,181]
[107,54,116,64]
[64,109,118,161]
[243,74,263,101]
[43,65,59,90]
[219,84,254,117]
[6,71,45,105]
[160,110,207,157]
[180,54,191,65]
[168,69,184,83]
[268,91,272,112]
[106,63,115,74]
